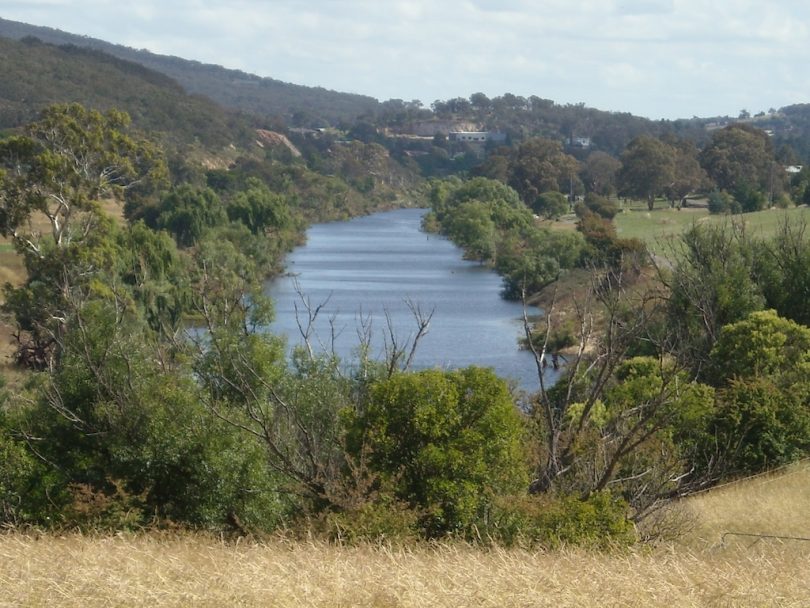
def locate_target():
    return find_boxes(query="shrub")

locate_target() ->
[706,377,810,476]
[0,425,40,525]
[533,191,569,219]
[306,499,421,545]
[486,491,636,549]
[584,193,619,219]
[707,190,736,214]
[344,367,528,538]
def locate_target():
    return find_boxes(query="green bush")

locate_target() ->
[584,193,619,219]
[707,377,810,475]
[0,425,41,525]
[345,367,529,538]
[533,191,569,219]
[306,499,420,545]
[707,190,736,214]
[486,491,636,549]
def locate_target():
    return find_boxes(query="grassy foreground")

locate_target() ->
[1,534,808,607]
[2,463,810,607]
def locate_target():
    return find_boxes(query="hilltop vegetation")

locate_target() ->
[0,36,253,150]
[0,17,381,127]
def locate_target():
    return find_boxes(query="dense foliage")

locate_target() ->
[2,20,810,546]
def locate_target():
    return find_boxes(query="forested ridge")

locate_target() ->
[0,17,381,127]
[2,17,810,547]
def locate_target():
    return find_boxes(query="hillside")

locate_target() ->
[0,35,254,150]
[0,17,380,127]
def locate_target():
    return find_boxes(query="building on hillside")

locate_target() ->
[448,131,507,144]
[569,136,592,148]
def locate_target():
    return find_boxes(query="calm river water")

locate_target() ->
[265,208,556,393]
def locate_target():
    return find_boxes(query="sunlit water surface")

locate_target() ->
[265,208,560,393]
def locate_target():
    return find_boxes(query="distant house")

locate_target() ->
[448,131,507,144]
[569,136,591,148]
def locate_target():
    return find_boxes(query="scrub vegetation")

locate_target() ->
[2,21,810,604]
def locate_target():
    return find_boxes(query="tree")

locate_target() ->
[523,269,716,517]
[617,135,674,210]
[699,310,810,476]
[344,367,528,536]
[444,201,497,262]
[155,185,227,247]
[662,136,707,207]
[506,137,579,205]
[0,104,166,368]
[0,103,166,255]
[753,220,810,326]
[227,177,295,238]
[581,151,622,197]
[533,191,569,219]
[664,223,764,376]
[699,124,783,211]
[708,309,810,390]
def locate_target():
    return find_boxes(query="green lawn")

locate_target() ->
[615,205,810,252]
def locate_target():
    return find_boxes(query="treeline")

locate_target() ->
[0,104,637,546]
[468,124,803,217]
[423,177,640,299]
[0,17,382,127]
[427,172,810,526]
[4,104,809,547]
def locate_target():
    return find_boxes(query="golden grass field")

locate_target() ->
[2,462,809,607]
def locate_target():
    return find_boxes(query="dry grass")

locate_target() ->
[4,462,810,608]
[678,460,810,549]
[3,465,808,606]
[1,533,809,607]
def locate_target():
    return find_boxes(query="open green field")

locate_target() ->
[615,204,810,252]
[2,462,809,607]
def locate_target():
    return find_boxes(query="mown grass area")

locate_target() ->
[2,463,809,607]
[615,203,810,253]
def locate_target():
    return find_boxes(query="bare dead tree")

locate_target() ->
[382,299,434,378]
[191,278,435,507]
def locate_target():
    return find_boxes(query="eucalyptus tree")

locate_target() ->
[0,103,166,369]
[617,135,674,210]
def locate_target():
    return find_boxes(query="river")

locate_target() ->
[265,207,559,393]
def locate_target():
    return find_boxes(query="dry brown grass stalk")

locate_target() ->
[1,531,808,607]
[679,459,810,548]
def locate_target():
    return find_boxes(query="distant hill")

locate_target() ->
[0,35,256,150]
[0,17,381,127]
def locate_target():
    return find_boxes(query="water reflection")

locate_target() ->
[265,208,561,393]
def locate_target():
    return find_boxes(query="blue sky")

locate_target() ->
[2,0,809,120]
